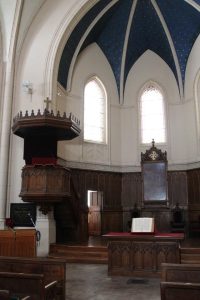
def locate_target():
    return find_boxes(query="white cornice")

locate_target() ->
[58,157,200,173]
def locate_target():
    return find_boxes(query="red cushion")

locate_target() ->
[31,157,57,164]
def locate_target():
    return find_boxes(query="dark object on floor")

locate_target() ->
[127,278,149,284]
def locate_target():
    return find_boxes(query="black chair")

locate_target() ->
[170,203,185,233]
[127,204,140,231]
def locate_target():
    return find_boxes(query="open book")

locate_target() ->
[131,217,154,233]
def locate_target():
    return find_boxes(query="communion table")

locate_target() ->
[103,232,184,277]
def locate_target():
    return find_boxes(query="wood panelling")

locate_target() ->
[0,230,36,257]
[121,173,142,207]
[187,169,200,208]
[106,234,183,277]
[55,167,200,242]
[122,171,188,233]
[168,171,188,207]
[101,210,123,234]
[187,168,200,235]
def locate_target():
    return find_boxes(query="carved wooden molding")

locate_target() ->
[12,109,81,140]
[20,165,71,214]
[141,139,167,162]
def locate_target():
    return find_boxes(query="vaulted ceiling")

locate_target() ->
[58,0,200,100]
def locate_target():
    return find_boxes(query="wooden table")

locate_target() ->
[103,232,184,277]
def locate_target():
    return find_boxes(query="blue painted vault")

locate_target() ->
[58,0,200,99]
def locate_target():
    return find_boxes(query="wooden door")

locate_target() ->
[88,191,102,236]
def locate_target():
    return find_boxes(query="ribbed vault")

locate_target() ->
[58,0,200,102]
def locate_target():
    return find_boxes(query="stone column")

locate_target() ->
[0,63,14,229]
[0,1,23,229]
[35,207,56,257]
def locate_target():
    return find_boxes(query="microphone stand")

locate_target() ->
[27,213,41,245]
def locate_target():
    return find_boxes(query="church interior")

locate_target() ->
[1,0,200,299]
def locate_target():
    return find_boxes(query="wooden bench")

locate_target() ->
[0,272,57,300]
[0,290,30,300]
[160,281,200,300]
[0,256,66,300]
[161,263,200,283]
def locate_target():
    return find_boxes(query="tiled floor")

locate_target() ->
[66,263,161,300]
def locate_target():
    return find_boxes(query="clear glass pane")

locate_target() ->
[84,78,107,143]
[142,129,166,144]
[141,115,165,130]
[140,84,166,144]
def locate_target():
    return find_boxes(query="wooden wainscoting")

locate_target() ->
[0,229,36,257]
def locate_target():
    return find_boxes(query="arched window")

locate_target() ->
[84,77,107,143]
[139,83,166,144]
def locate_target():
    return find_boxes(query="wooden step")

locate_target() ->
[49,244,108,264]
[181,247,200,264]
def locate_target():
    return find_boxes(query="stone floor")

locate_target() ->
[66,263,161,300]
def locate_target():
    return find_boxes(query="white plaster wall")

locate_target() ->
[110,105,121,165]
[195,73,200,159]
[184,99,198,162]
[120,106,138,166]
[57,43,120,165]
[0,25,4,126]
[16,0,46,55]
[184,34,200,164]
[6,135,24,209]
[123,50,181,166]
[9,0,91,205]
[7,0,92,255]
[5,0,200,256]
[0,0,17,60]
[185,34,200,101]
[6,0,200,215]
[168,103,187,164]
[13,0,90,114]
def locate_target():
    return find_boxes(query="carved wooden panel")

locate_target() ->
[15,229,36,257]
[142,209,171,232]
[107,237,181,277]
[187,168,200,234]
[156,242,180,269]
[108,241,131,275]
[121,173,142,207]
[168,171,188,207]
[0,230,15,256]
[101,211,123,234]
[187,169,200,208]
[20,165,70,202]
[55,167,191,242]
[0,230,36,257]
[132,242,155,271]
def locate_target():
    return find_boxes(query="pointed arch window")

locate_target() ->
[139,83,166,144]
[84,77,107,143]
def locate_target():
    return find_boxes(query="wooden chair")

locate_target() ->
[160,281,200,300]
[170,203,185,233]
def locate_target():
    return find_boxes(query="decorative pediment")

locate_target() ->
[141,139,167,162]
